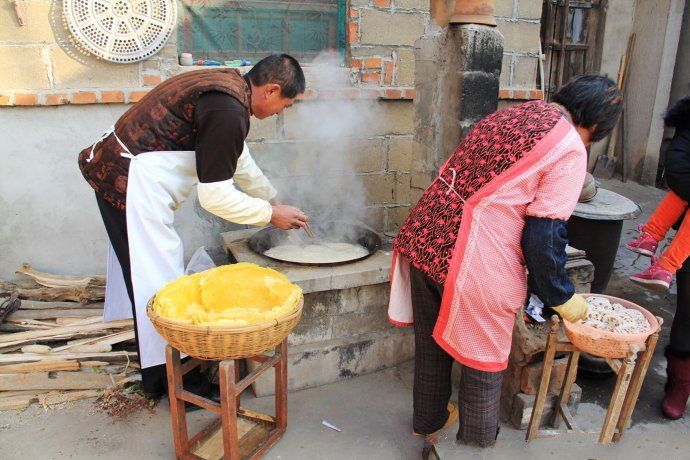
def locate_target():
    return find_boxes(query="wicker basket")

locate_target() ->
[147,295,303,360]
[562,293,659,359]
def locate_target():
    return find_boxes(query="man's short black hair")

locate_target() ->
[245,54,306,99]
[552,73,622,143]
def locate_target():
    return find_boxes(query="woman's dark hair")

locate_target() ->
[552,73,622,142]
[245,54,306,99]
[664,96,690,129]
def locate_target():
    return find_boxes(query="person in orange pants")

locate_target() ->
[627,190,690,290]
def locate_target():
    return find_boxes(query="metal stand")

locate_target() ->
[526,315,661,444]
[165,339,288,459]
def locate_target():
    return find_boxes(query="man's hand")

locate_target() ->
[271,204,308,230]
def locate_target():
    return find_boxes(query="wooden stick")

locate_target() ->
[526,316,560,441]
[0,282,105,303]
[0,395,34,411]
[166,346,190,457]
[0,371,118,391]
[8,308,104,321]
[52,330,135,353]
[16,263,105,288]
[303,222,315,238]
[552,349,580,429]
[0,360,79,374]
[0,319,132,346]
[613,327,660,442]
[14,300,103,310]
[599,351,637,444]
[39,390,102,406]
[0,351,137,365]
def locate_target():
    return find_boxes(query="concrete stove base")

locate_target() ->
[220,229,414,396]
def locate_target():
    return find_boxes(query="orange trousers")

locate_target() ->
[644,190,690,273]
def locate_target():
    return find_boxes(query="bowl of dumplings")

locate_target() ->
[562,294,659,359]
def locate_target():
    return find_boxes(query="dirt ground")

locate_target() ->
[2,179,689,459]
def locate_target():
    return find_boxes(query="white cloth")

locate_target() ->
[233,143,278,201]
[197,143,276,226]
[103,241,132,321]
[102,140,278,368]
[125,150,198,368]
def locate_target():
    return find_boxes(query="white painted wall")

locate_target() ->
[0,105,242,280]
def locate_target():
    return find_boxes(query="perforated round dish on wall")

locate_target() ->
[63,0,177,63]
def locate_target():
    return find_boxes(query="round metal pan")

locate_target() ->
[247,221,382,266]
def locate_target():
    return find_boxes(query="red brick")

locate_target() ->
[348,23,359,44]
[349,8,359,20]
[128,90,149,103]
[499,89,512,99]
[0,94,10,105]
[44,93,69,106]
[403,89,415,99]
[520,357,570,395]
[100,91,125,103]
[361,71,381,85]
[513,90,529,100]
[384,60,394,85]
[351,59,362,70]
[143,74,162,87]
[384,89,402,99]
[72,92,97,104]
[364,57,382,69]
[531,90,544,100]
[374,0,391,7]
[14,93,38,106]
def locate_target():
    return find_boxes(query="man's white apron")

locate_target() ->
[98,129,198,369]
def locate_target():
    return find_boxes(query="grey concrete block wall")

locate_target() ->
[412,24,505,175]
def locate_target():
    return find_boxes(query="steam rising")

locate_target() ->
[257,51,384,232]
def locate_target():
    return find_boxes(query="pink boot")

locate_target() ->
[626,225,659,257]
[629,259,672,291]
[662,349,690,420]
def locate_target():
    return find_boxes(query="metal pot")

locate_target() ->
[247,221,382,266]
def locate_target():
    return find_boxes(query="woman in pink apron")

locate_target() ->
[389,74,622,446]
[77,55,309,399]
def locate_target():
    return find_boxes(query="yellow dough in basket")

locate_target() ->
[153,263,301,326]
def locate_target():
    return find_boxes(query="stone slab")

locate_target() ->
[220,230,391,295]
[573,188,642,221]
[520,357,569,395]
[510,384,582,430]
[248,329,415,396]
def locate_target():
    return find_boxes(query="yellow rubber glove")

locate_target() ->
[551,294,588,322]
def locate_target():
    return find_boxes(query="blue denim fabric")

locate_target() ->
[521,216,574,307]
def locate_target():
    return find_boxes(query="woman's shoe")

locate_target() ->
[630,261,672,291]
[662,348,690,420]
[626,225,659,257]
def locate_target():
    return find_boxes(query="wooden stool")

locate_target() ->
[165,339,288,459]
[525,315,661,444]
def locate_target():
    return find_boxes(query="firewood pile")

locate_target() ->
[0,263,139,411]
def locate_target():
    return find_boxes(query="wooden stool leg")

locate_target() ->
[234,359,242,408]
[275,339,288,431]
[219,360,240,459]
[526,316,560,441]
[166,345,189,458]
[599,352,636,444]
[552,350,580,429]
[613,331,660,442]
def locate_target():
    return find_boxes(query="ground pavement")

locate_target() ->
[1,179,689,460]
